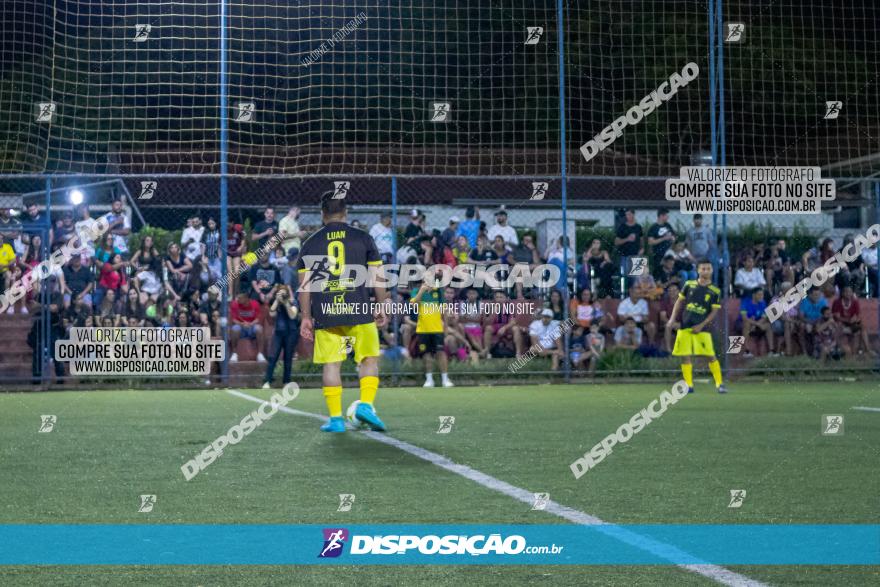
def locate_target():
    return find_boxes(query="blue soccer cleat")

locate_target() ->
[320,417,346,433]
[355,402,387,432]
[688,387,695,394]
[717,384,728,394]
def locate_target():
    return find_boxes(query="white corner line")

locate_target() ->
[227,388,768,587]
[852,406,880,412]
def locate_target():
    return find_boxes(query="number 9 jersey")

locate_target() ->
[296,221,383,330]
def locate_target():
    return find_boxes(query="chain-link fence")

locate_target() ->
[1,176,878,388]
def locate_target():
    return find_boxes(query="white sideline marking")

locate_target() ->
[227,389,768,587]
[852,406,880,412]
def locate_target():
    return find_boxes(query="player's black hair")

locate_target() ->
[320,190,346,216]
[657,208,669,217]
[465,206,476,219]
[696,257,712,267]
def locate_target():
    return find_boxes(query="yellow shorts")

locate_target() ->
[672,328,716,357]
[313,322,380,364]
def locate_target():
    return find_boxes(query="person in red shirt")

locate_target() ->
[229,291,266,363]
[832,286,873,357]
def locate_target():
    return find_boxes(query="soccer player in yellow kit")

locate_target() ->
[298,191,388,432]
[669,259,728,394]
[411,277,454,388]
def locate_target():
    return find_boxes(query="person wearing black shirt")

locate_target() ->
[28,291,65,384]
[647,209,676,267]
[62,255,94,308]
[248,255,282,303]
[614,209,644,292]
[252,206,279,249]
[263,288,300,389]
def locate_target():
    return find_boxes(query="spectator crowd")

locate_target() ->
[1,200,876,386]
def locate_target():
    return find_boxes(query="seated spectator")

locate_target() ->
[617,290,656,342]
[52,211,77,253]
[814,306,842,361]
[279,247,300,293]
[94,233,122,265]
[546,289,565,321]
[579,238,614,298]
[226,221,246,295]
[668,241,697,281]
[443,305,475,363]
[199,217,222,287]
[769,281,797,356]
[633,272,663,301]
[440,217,460,250]
[229,291,266,363]
[459,287,489,359]
[96,288,123,325]
[164,242,194,300]
[738,289,775,357]
[734,255,766,297]
[832,286,873,356]
[573,322,604,374]
[488,290,524,358]
[654,255,682,291]
[528,308,563,371]
[62,253,94,312]
[647,209,676,268]
[836,233,866,293]
[614,317,643,350]
[0,233,18,312]
[197,287,222,338]
[403,209,426,246]
[279,206,305,255]
[762,239,788,293]
[451,235,472,265]
[123,287,145,322]
[131,235,162,303]
[570,288,608,330]
[797,288,827,355]
[545,235,575,292]
[94,252,128,307]
[105,197,131,257]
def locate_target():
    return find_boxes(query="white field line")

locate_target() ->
[852,406,880,412]
[227,389,768,587]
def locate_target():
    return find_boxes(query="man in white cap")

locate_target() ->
[528,308,563,371]
[488,207,518,247]
[404,208,425,246]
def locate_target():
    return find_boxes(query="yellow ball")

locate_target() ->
[243,252,258,265]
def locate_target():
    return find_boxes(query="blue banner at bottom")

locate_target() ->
[0,524,877,565]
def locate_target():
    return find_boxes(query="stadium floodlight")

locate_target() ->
[68,189,84,206]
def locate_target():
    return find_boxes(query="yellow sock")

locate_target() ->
[360,376,379,406]
[681,363,693,387]
[708,360,723,387]
[323,386,343,418]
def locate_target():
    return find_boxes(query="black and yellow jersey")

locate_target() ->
[296,221,382,329]
[679,279,721,329]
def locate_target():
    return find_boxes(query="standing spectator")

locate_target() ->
[583,239,615,298]
[734,256,766,297]
[617,290,656,342]
[404,209,425,246]
[411,280,454,387]
[528,309,564,371]
[647,209,676,268]
[511,233,540,298]
[278,206,305,254]
[73,204,98,263]
[181,215,205,263]
[862,243,878,297]
[62,254,94,311]
[614,209,644,287]
[199,217,222,286]
[440,217,460,250]
[668,241,697,281]
[544,235,575,292]
[130,235,162,303]
[738,289,775,357]
[52,212,77,253]
[21,202,51,254]
[104,197,131,256]
[28,290,65,384]
[262,287,299,389]
[229,291,266,363]
[487,207,518,247]
[95,253,127,307]
[832,286,873,356]
[252,206,278,249]
[279,248,300,293]
[797,288,827,355]
[661,283,681,352]
[457,206,480,248]
[836,233,866,292]
[654,255,682,290]
[226,222,246,294]
[685,214,716,262]
[248,254,282,304]
[369,212,394,263]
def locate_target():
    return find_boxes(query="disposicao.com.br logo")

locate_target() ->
[318,528,563,558]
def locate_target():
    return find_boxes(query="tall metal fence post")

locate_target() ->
[875,181,879,368]
[391,177,400,387]
[715,0,731,375]
[42,177,52,388]
[557,0,571,382]
[219,0,230,387]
